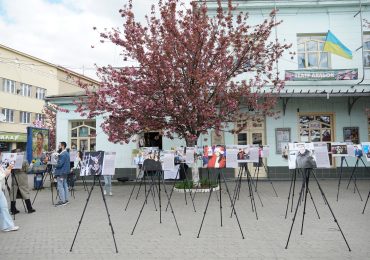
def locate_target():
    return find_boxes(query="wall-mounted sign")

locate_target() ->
[0,132,27,142]
[285,69,358,81]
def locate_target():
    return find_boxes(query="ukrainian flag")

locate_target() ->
[323,30,352,59]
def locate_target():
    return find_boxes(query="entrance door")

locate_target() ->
[236,131,267,178]
[234,116,266,178]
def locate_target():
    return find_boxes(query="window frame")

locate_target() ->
[69,120,96,152]
[20,111,31,124]
[1,108,15,123]
[36,87,46,100]
[297,34,331,69]
[20,83,32,97]
[3,79,16,94]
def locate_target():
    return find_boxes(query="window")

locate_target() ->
[1,108,14,123]
[35,113,44,123]
[3,79,16,94]
[299,113,334,166]
[364,33,370,67]
[36,87,46,100]
[297,35,330,69]
[70,120,96,152]
[298,114,333,142]
[20,111,31,124]
[20,83,32,97]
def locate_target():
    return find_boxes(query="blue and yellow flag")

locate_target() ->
[323,30,352,59]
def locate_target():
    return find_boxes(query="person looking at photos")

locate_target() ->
[54,142,70,207]
[10,149,36,214]
[0,163,19,232]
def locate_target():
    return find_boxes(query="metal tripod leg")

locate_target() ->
[346,159,363,201]
[285,170,296,219]
[285,168,307,249]
[337,157,348,202]
[363,189,370,214]
[312,171,351,251]
[160,173,181,235]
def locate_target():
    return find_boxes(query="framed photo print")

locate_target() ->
[275,128,291,154]
[343,127,359,144]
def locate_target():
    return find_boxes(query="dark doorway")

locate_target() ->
[144,132,162,150]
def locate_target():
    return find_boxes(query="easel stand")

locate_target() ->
[32,166,56,206]
[70,175,118,253]
[5,173,27,220]
[285,168,351,251]
[131,170,181,236]
[124,167,158,212]
[346,157,369,201]
[231,164,261,220]
[337,156,349,201]
[363,188,370,214]
[81,176,89,192]
[253,160,278,197]
[197,169,245,239]
[285,169,320,220]
[165,163,196,212]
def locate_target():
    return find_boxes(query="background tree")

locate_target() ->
[77,0,290,146]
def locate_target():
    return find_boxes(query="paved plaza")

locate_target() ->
[0,177,370,260]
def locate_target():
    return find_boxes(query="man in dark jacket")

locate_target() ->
[54,142,70,207]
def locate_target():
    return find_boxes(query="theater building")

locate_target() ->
[47,0,370,179]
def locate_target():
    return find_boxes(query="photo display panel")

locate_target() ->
[362,142,370,161]
[331,142,348,157]
[202,145,226,168]
[288,143,316,169]
[80,151,104,176]
[102,152,116,176]
[226,145,238,168]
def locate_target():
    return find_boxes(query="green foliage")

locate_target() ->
[174,178,218,189]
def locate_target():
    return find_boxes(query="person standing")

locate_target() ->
[0,164,19,232]
[103,175,113,196]
[54,142,70,207]
[10,149,36,214]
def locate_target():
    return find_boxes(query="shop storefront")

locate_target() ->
[0,131,27,152]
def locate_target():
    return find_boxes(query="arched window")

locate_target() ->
[70,120,96,152]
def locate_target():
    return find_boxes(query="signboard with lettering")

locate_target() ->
[0,132,27,142]
[285,69,358,81]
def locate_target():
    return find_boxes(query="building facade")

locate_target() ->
[0,44,98,152]
[48,0,370,179]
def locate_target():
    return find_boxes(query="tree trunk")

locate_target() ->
[185,138,200,186]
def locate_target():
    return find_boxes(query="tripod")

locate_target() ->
[131,169,181,236]
[4,173,27,220]
[32,165,56,206]
[231,164,262,220]
[346,157,368,201]
[165,163,196,212]
[124,166,158,212]
[363,186,370,214]
[285,169,320,220]
[285,168,351,251]
[70,175,118,253]
[253,159,278,197]
[336,156,349,201]
[197,168,245,239]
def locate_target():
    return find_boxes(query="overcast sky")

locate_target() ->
[0,0,159,79]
